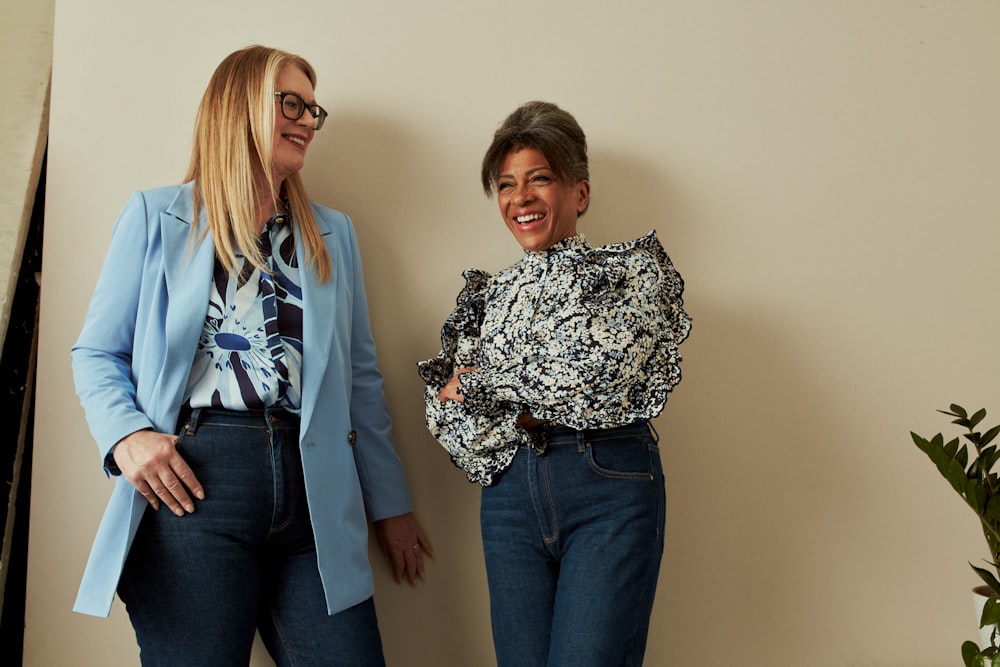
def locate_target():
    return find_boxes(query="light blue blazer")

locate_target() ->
[72,182,413,617]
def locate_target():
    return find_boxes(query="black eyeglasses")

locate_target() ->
[274,91,328,130]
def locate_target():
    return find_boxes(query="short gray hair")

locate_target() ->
[481,101,589,214]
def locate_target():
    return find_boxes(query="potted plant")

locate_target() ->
[912,404,1000,667]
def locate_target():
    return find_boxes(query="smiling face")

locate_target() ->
[496,148,590,252]
[271,64,318,184]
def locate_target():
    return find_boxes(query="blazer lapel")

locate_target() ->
[158,183,215,421]
[297,211,335,429]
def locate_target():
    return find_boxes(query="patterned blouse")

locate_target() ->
[418,231,691,485]
[185,212,304,412]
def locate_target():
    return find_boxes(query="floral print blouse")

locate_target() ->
[418,232,691,485]
[185,212,304,412]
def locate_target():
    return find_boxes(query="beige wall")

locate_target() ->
[28,1,1000,665]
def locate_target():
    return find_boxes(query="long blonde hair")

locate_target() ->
[185,45,332,282]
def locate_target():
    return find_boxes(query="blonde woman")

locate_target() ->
[72,45,430,666]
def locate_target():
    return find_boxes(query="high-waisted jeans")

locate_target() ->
[480,421,665,667]
[117,406,385,666]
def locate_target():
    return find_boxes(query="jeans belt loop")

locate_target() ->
[183,406,203,435]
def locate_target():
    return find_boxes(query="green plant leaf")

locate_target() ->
[982,446,1000,473]
[954,463,975,497]
[982,598,1000,627]
[958,445,971,470]
[972,564,1000,595]
[932,432,946,448]
[984,425,1000,449]
[949,404,974,429]
[911,432,934,457]
[947,438,962,459]
[986,496,1000,525]
[964,640,980,666]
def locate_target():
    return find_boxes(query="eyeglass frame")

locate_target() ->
[273,91,328,130]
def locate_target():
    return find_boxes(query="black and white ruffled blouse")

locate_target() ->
[418,232,691,486]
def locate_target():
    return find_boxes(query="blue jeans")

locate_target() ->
[117,407,385,666]
[480,421,665,667]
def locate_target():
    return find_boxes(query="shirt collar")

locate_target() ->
[524,234,590,260]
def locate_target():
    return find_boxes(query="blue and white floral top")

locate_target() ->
[418,231,691,485]
[185,212,304,412]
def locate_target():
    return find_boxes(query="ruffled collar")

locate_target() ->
[523,234,590,260]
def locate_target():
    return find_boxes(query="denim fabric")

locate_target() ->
[118,407,385,666]
[480,421,665,667]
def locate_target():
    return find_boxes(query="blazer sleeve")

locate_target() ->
[341,218,414,521]
[72,192,156,473]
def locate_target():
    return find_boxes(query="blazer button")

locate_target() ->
[347,431,357,445]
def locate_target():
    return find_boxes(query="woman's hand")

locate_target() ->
[112,429,205,516]
[438,366,478,403]
[375,512,434,585]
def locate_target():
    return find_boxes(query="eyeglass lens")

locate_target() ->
[278,93,327,130]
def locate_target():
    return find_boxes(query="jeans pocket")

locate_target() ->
[585,436,656,480]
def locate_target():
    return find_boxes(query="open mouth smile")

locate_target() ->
[514,213,544,224]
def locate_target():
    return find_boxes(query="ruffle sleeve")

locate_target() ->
[417,270,530,486]
[578,231,692,419]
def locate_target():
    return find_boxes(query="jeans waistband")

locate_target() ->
[543,420,653,446]
[178,405,300,432]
